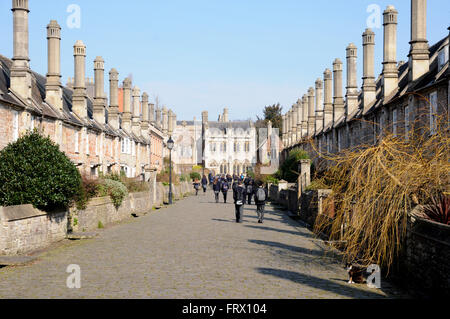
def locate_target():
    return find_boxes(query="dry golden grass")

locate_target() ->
[307,106,449,273]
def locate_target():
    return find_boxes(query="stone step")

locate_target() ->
[67,232,99,240]
[0,255,38,266]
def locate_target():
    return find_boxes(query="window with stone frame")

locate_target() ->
[438,45,449,71]
[244,141,250,152]
[429,91,438,135]
[405,105,410,141]
[30,114,35,131]
[392,108,398,137]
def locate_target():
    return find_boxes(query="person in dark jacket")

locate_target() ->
[233,180,247,223]
[193,178,200,196]
[254,181,268,223]
[201,175,208,193]
[221,179,230,203]
[246,179,254,205]
[212,178,221,203]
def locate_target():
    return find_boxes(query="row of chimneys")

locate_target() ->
[282,0,433,146]
[9,0,176,139]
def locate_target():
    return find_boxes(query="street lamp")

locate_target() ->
[167,136,174,205]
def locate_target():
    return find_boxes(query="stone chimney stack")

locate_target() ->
[409,0,430,82]
[122,77,132,132]
[202,111,208,125]
[362,28,376,112]
[346,43,358,117]
[307,87,315,136]
[333,58,345,123]
[301,94,308,137]
[93,56,106,125]
[155,107,162,129]
[141,92,149,139]
[287,109,292,146]
[296,99,303,141]
[162,107,168,134]
[223,108,229,122]
[72,40,87,119]
[10,0,31,103]
[45,20,62,111]
[282,114,287,146]
[149,103,155,124]
[323,69,333,128]
[382,6,399,100]
[108,68,119,130]
[132,86,141,136]
[291,104,298,145]
[315,79,324,133]
[168,109,174,136]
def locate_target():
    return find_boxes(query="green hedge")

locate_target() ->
[0,131,82,211]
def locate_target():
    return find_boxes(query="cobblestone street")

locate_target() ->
[0,192,407,299]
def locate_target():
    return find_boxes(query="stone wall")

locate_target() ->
[0,205,67,255]
[397,211,450,296]
[0,181,193,255]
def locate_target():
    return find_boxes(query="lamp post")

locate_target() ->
[167,136,174,205]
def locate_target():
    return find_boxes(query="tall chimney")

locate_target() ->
[224,108,229,122]
[93,56,106,125]
[168,109,174,136]
[162,107,168,135]
[108,68,119,130]
[301,94,308,137]
[156,107,162,129]
[409,0,429,82]
[282,114,287,146]
[382,6,399,100]
[362,28,376,112]
[149,103,155,124]
[132,86,141,136]
[45,20,62,111]
[141,92,149,139]
[10,0,31,103]
[323,69,333,128]
[315,79,324,133]
[286,109,291,146]
[296,98,303,141]
[122,77,132,132]
[291,104,298,145]
[333,58,345,123]
[307,87,315,136]
[72,40,87,119]
[346,43,358,117]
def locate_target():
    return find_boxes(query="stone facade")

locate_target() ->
[0,0,173,180]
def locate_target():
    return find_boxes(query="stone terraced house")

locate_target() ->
[0,0,174,180]
[281,0,449,168]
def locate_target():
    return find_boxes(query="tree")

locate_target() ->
[257,103,283,137]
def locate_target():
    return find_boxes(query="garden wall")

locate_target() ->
[0,181,193,255]
[0,205,67,255]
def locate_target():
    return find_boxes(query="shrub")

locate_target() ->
[0,131,82,212]
[422,192,450,225]
[75,174,100,210]
[99,179,128,208]
[278,149,310,182]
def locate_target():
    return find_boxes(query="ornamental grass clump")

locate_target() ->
[308,109,449,273]
[0,130,82,212]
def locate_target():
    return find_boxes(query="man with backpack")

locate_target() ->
[233,180,247,223]
[255,181,268,224]
[246,179,254,205]
[221,178,230,203]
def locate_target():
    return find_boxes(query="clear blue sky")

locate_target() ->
[0,0,448,121]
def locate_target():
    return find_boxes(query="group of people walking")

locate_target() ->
[193,173,268,224]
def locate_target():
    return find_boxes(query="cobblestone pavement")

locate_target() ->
[0,191,408,299]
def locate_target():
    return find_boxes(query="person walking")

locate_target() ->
[233,179,247,223]
[213,178,221,203]
[221,178,230,203]
[201,175,208,194]
[193,178,200,196]
[246,179,254,205]
[255,181,268,224]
